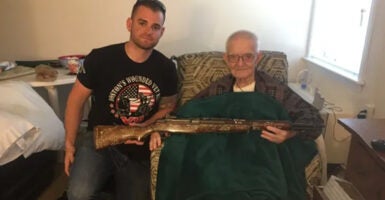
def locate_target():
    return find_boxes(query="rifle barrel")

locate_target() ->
[94,118,323,149]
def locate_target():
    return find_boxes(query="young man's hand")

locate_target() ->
[124,140,145,145]
[149,132,162,151]
[123,122,148,145]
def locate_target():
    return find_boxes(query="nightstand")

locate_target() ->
[338,118,385,200]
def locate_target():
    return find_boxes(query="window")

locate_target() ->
[306,0,375,83]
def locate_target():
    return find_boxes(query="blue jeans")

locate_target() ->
[67,130,150,200]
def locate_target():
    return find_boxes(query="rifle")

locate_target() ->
[94,117,322,149]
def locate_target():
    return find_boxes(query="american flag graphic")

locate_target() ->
[123,84,155,113]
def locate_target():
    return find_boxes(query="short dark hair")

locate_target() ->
[132,0,166,21]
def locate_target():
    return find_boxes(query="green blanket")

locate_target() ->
[156,92,316,200]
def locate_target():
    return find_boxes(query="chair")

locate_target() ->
[150,51,325,199]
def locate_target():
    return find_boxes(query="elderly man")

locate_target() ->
[150,30,323,150]
[152,30,323,200]
[194,30,323,142]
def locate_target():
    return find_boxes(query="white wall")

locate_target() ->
[305,0,385,117]
[0,0,311,77]
[1,0,384,118]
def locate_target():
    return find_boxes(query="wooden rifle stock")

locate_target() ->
[94,118,321,149]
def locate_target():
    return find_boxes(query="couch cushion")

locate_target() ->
[172,51,288,106]
[257,51,288,83]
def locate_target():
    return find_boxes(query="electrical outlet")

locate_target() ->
[364,104,375,118]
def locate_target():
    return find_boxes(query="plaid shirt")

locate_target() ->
[194,71,324,140]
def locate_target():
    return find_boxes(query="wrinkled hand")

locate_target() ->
[260,126,296,144]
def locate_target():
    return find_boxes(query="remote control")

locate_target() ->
[371,139,385,152]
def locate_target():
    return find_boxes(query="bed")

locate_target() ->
[0,80,65,199]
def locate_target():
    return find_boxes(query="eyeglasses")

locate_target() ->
[227,53,257,64]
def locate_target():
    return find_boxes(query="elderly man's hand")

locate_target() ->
[260,126,296,144]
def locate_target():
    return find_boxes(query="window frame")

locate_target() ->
[305,0,377,85]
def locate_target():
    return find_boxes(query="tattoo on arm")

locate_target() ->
[158,95,177,110]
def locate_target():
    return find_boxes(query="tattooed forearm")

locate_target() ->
[143,95,178,125]
[158,94,177,110]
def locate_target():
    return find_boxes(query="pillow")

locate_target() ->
[0,111,40,165]
[0,81,64,159]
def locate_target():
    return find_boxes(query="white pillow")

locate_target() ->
[0,81,65,159]
[0,111,40,165]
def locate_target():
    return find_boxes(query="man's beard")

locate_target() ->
[131,36,158,50]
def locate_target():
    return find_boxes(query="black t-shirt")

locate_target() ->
[77,43,178,159]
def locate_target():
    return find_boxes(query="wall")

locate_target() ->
[0,0,384,118]
[0,0,311,77]
[305,0,385,117]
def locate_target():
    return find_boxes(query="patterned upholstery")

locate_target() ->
[173,51,229,106]
[173,51,288,106]
[151,51,321,200]
[150,144,163,199]
[305,153,322,199]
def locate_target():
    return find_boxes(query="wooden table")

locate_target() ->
[338,118,385,200]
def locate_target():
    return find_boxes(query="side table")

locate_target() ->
[338,118,385,200]
[6,68,76,117]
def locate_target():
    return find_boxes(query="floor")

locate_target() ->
[38,163,68,200]
[36,163,347,200]
[327,163,346,179]
[37,163,114,200]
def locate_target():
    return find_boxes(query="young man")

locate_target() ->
[64,1,178,199]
